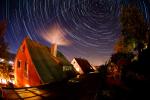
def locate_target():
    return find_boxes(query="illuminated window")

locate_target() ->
[63,66,72,71]
[17,60,21,68]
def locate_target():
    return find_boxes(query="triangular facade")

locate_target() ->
[14,37,74,87]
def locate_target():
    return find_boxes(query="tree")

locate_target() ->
[0,20,8,59]
[115,5,150,54]
[111,52,134,66]
[0,20,7,37]
[0,60,11,84]
[98,64,108,88]
[146,26,150,49]
[114,35,136,53]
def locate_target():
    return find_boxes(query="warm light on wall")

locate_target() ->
[76,67,80,72]
[71,59,84,74]
[25,84,30,87]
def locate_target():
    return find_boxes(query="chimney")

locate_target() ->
[51,43,57,57]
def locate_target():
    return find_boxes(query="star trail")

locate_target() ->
[0,0,150,65]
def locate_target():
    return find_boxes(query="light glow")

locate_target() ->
[0,58,4,62]
[25,84,30,87]
[8,61,14,65]
[1,79,7,84]
[42,24,71,46]
[76,67,80,72]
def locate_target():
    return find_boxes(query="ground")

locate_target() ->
[1,72,150,100]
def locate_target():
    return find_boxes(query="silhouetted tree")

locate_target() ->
[98,64,108,88]
[0,20,8,59]
[116,5,150,54]
[111,52,134,66]
[114,35,136,53]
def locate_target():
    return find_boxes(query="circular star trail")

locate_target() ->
[0,0,150,65]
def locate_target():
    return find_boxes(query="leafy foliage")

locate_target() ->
[111,52,134,66]
[114,35,136,53]
[0,60,13,84]
[115,5,150,53]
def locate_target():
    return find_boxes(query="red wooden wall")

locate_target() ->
[14,39,42,87]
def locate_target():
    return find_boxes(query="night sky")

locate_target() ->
[0,0,150,65]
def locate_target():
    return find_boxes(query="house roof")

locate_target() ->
[74,58,94,73]
[25,37,72,83]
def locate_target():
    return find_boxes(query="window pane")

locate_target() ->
[17,61,21,68]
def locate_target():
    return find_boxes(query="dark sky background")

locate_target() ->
[0,0,150,65]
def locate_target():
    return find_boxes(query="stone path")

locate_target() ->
[3,87,53,100]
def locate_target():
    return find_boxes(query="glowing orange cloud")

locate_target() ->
[42,24,71,46]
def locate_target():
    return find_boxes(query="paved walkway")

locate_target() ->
[3,87,53,100]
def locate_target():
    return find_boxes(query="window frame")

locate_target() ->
[17,60,21,69]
